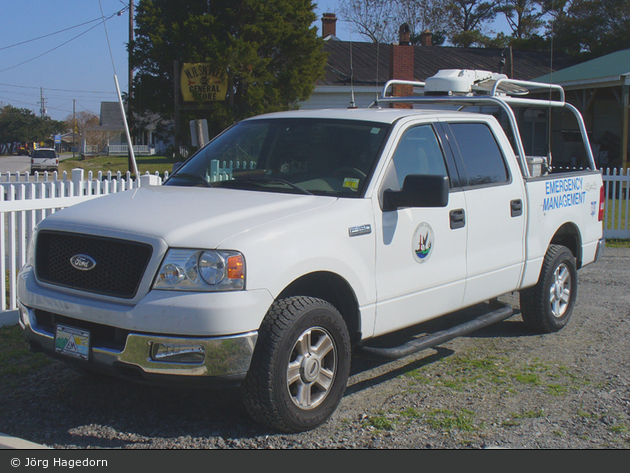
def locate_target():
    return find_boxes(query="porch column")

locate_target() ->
[622,79,629,169]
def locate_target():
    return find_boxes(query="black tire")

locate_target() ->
[520,244,577,333]
[241,296,351,433]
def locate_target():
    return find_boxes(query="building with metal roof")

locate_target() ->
[535,49,630,168]
[301,13,576,111]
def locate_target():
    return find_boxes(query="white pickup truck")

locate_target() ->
[17,70,605,433]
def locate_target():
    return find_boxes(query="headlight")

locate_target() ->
[154,249,245,291]
[27,226,39,266]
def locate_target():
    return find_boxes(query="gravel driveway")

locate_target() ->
[1,246,629,449]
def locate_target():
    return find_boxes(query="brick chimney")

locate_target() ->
[322,13,337,38]
[420,30,433,47]
[389,24,414,108]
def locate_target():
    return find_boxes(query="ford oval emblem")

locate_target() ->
[70,254,97,271]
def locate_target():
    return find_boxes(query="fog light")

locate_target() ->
[18,302,28,329]
[150,342,205,363]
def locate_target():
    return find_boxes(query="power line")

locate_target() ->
[0,8,127,74]
[0,83,117,96]
[0,16,105,51]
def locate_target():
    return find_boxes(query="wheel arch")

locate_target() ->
[549,222,583,268]
[276,271,362,345]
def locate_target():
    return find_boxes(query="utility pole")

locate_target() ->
[39,88,46,118]
[73,99,76,158]
[128,0,135,173]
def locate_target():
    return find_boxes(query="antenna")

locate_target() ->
[98,0,139,177]
[348,33,357,108]
[375,41,380,103]
[547,0,556,172]
[348,32,357,109]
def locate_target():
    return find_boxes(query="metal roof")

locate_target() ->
[99,102,125,128]
[320,41,577,87]
[534,49,630,86]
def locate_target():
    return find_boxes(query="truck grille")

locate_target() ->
[35,231,153,299]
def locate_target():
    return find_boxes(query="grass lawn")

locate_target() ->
[59,154,180,177]
[605,198,628,231]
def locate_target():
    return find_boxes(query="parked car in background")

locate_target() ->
[30,148,59,172]
[17,144,30,156]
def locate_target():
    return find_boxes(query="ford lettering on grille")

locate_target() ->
[70,254,97,271]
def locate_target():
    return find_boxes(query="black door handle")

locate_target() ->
[511,199,523,217]
[450,208,465,229]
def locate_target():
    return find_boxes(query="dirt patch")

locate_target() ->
[1,247,628,449]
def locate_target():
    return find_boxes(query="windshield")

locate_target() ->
[165,118,391,197]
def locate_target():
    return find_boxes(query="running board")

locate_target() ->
[358,302,514,361]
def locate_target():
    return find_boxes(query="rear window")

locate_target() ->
[32,150,56,159]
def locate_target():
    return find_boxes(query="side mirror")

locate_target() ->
[383,174,449,211]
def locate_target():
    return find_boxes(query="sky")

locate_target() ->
[0,0,352,122]
[0,1,504,123]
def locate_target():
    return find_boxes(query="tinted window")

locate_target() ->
[32,150,56,159]
[449,123,509,186]
[389,125,448,189]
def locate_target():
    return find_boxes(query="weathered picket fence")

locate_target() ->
[1,164,625,320]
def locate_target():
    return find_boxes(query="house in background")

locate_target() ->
[535,49,630,169]
[83,102,169,156]
[301,13,577,110]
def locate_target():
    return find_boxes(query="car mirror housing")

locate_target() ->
[383,174,449,211]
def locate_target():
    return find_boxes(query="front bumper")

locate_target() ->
[594,238,606,263]
[18,303,257,387]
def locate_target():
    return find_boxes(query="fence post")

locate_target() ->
[71,168,84,196]
[140,174,160,187]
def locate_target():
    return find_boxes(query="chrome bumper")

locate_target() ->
[18,303,257,382]
[594,238,606,263]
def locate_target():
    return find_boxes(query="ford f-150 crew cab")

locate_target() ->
[17,70,605,432]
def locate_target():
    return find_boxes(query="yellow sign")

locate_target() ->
[180,63,227,102]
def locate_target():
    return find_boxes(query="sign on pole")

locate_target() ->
[180,63,228,102]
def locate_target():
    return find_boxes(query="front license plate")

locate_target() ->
[55,324,90,360]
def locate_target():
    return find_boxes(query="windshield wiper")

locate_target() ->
[217,177,313,195]
[169,173,212,187]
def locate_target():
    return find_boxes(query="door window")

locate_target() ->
[387,125,449,190]
[449,123,509,186]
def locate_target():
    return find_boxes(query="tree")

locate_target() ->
[64,110,100,156]
[446,0,500,47]
[549,0,630,58]
[394,0,450,45]
[496,0,547,39]
[0,105,64,153]
[64,111,99,139]
[339,0,396,43]
[339,0,448,44]
[131,0,327,141]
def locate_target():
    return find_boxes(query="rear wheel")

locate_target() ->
[241,296,351,433]
[520,244,577,333]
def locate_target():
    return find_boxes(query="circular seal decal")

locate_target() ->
[412,223,434,263]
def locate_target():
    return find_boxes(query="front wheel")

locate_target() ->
[241,296,351,433]
[520,244,577,333]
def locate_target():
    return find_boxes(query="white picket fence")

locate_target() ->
[0,160,255,318]
[1,165,626,318]
[210,159,257,181]
[602,168,630,239]
[1,169,162,319]
[108,145,155,156]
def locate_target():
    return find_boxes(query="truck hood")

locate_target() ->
[40,186,336,248]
